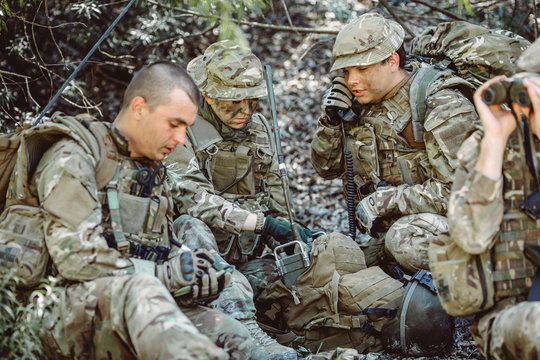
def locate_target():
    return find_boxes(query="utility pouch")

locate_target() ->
[0,204,49,288]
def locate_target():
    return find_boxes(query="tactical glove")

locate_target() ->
[175,249,232,305]
[156,247,196,292]
[262,215,312,244]
[356,194,380,234]
[321,77,354,126]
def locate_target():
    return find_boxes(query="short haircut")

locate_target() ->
[382,44,407,68]
[121,60,202,112]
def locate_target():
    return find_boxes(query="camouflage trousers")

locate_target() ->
[174,215,281,317]
[40,273,254,360]
[358,213,448,273]
[472,297,540,360]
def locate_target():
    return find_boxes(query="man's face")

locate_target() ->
[206,97,259,129]
[130,88,197,160]
[343,58,396,105]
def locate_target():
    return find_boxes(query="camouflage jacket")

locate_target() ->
[30,125,175,281]
[311,68,478,218]
[448,127,540,299]
[166,101,287,235]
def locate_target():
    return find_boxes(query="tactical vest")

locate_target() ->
[187,113,275,200]
[98,153,175,262]
[345,74,433,200]
[0,114,173,288]
[187,113,277,260]
[492,131,540,300]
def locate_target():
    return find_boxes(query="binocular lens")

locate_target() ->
[482,79,530,107]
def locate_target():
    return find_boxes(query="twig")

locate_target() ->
[533,0,538,39]
[408,0,469,21]
[377,0,416,38]
[280,0,298,35]
[147,0,339,35]
[44,0,64,62]
[0,70,31,79]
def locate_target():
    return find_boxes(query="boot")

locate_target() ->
[242,319,297,360]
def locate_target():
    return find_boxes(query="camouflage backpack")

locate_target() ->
[408,21,530,143]
[0,112,117,288]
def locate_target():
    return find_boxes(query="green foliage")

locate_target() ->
[457,0,476,17]
[0,270,59,359]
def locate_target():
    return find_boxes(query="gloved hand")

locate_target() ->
[261,215,312,244]
[176,249,232,305]
[156,246,197,292]
[356,194,380,234]
[321,77,354,126]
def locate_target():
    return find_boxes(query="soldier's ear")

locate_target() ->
[389,52,400,72]
[204,94,215,105]
[131,96,147,120]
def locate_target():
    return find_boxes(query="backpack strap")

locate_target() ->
[187,115,222,153]
[408,59,451,143]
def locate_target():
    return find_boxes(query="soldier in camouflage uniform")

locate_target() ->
[440,38,540,359]
[310,12,479,272]
[166,41,308,360]
[14,61,260,359]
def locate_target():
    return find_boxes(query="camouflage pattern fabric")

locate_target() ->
[41,274,227,360]
[411,21,530,87]
[471,298,540,360]
[174,214,258,321]
[384,213,448,272]
[24,125,254,359]
[311,66,478,271]
[435,118,540,357]
[331,12,404,71]
[187,40,267,101]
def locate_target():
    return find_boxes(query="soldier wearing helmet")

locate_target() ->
[165,40,307,360]
[434,38,540,359]
[311,12,479,273]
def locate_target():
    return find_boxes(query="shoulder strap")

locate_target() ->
[187,115,223,153]
[408,60,450,143]
[52,112,119,190]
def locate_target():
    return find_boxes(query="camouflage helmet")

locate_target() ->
[381,270,454,356]
[517,37,540,73]
[187,40,267,100]
[331,12,404,72]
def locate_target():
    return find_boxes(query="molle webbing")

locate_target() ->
[493,215,540,299]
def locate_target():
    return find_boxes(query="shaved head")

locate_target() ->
[121,61,201,112]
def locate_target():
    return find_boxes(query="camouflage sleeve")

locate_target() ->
[310,117,344,179]
[262,140,289,218]
[448,129,503,254]
[35,139,134,281]
[165,140,251,235]
[377,87,479,216]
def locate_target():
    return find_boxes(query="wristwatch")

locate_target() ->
[254,212,265,234]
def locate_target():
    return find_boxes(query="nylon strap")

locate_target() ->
[106,162,129,252]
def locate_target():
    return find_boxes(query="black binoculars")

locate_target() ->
[482,78,530,107]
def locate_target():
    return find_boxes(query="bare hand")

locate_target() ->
[473,76,517,143]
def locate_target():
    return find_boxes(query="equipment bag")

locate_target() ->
[408,21,530,143]
[257,232,404,353]
[0,112,117,288]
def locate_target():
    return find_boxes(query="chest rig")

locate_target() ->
[99,149,174,264]
[188,114,276,261]
[493,131,540,300]
[344,78,433,200]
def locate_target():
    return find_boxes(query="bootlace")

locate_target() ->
[243,319,277,347]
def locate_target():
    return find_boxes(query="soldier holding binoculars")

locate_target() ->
[434,38,540,359]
